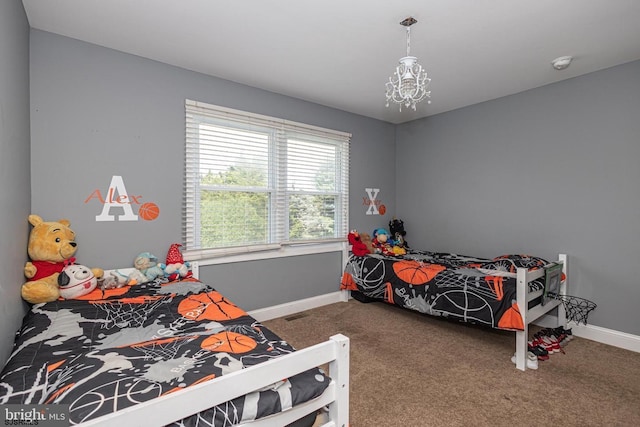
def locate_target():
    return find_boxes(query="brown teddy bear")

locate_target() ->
[360,232,375,255]
[21,214,103,304]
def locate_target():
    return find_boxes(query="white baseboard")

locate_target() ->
[249,292,640,354]
[570,322,640,353]
[248,291,346,322]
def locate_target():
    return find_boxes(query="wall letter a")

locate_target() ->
[95,175,139,221]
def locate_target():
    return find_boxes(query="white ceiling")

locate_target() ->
[21,0,640,124]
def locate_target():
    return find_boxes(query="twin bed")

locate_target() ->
[341,250,568,371]
[0,270,349,426]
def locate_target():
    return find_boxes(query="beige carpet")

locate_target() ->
[264,299,640,427]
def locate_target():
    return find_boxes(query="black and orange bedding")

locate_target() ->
[0,278,330,426]
[341,251,550,330]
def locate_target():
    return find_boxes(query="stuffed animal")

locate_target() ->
[126,269,149,286]
[348,230,370,256]
[57,263,98,299]
[360,232,375,255]
[164,243,192,281]
[372,228,394,256]
[99,270,129,290]
[128,252,165,285]
[392,245,407,256]
[22,214,104,304]
[389,217,409,249]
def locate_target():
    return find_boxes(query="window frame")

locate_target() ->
[184,100,350,263]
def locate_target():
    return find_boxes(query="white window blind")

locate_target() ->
[184,100,350,256]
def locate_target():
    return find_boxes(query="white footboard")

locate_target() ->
[81,334,350,427]
[514,254,567,371]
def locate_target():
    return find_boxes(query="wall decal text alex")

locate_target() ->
[84,175,159,222]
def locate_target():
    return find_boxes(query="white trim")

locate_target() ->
[189,261,200,279]
[189,241,345,266]
[249,291,345,322]
[570,322,640,353]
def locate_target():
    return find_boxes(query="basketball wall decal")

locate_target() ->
[139,202,159,221]
[378,204,386,215]
[201,331,257,354]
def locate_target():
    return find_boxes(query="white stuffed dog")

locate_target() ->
[57,264,98,299]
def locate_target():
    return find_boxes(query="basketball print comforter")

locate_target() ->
[0,279,330,426]
[341,251,550,330]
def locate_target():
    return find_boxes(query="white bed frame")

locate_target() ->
[513,253,568,371]
[340,251,568,372]
[81,265,350,427]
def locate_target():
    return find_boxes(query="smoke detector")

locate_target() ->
[551,56,573,70]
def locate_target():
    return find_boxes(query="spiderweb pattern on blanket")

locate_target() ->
[90,295,173,329]
[129,335,199,361]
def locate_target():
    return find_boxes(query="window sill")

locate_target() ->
[185,241,348,267]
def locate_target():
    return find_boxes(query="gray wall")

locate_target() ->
[0,1,31,365]
[396,60,640,336]
[29,30,395,311]
[198,252,342,311]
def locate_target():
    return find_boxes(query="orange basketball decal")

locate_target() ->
[393,260,445,285]
[139,202,160,221]
[378,204,386,215]
[201,331,257,353]
[178,291,247,321]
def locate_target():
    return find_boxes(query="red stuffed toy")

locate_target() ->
[348,231,370,257]
[164,243,193,281]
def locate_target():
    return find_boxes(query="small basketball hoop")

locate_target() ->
[549,294,597,325]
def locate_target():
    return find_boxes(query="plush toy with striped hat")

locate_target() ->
[164,243,192,281]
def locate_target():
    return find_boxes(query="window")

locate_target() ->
[184,100,350,259]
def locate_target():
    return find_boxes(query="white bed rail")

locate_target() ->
[80,334,350,427]
[514,254,567,371]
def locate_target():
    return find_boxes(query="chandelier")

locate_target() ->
[385,17,431,111]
